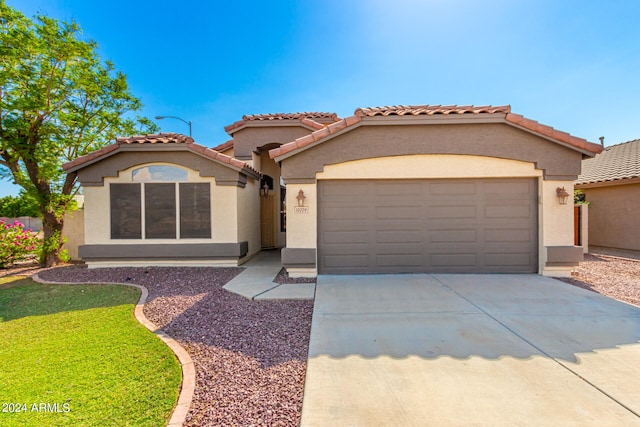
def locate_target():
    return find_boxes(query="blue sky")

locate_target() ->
[2,0,640,196]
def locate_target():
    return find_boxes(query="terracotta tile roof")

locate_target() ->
[116,132,194,144]
[576,139,640,185]
[224,112,339,134]
[504,113,602,155]
[211,139,234,152]
[271,104,603,159]
[355,104,511,117]
[63,133,260,178]
[269,115,361,159]
[63,144,120,171]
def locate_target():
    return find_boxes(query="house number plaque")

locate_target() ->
[294,206,309,214]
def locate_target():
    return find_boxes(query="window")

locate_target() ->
[145,183,176,239]
[110,181,211,239]
[132,165,188,182]
[110,184,141,239]
[180,183,211,238]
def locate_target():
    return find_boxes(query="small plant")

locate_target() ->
[0,219,42,268]
[574,189,589,205]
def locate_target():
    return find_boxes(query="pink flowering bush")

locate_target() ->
[0,219,42,268]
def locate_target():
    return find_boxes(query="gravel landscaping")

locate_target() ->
[5,248,639,426]
[557,252,640,307]
[36,265,314,427]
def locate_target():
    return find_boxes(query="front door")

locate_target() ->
[261,193,277,249]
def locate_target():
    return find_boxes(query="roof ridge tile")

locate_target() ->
[355,104,511,117]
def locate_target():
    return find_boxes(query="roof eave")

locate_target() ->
[63,144,121,173]
[503,121,602,157]
[575,176,640,188]
[271,112,601,161]
[225,118,325,135]
[64,142,260,179]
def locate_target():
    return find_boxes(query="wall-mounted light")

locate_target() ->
[296,189,306,207]
[556,187,570,205]
[260,182,270,198]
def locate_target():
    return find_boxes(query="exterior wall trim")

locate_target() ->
[545,245,583,266]
[79,242,249,261]
[575,177,640,189]
[76,151,253,188]
[282,248,316,268]
[279,124,583,182]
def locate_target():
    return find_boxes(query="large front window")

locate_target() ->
[110,166,211,239]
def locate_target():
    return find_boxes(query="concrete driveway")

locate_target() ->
[301,274,640,426]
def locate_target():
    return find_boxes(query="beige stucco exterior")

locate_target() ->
[82,162,259,267]
[232,126,314,159]
[577,182,640,251]
[237,178,261,259]
[285,155,579,278]
[67,108,596,274]
[62,209,84,260]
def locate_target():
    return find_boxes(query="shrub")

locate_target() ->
[0,219,42,268]
[0,192,41,218]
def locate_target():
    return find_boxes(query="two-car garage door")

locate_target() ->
[317,178,538,274]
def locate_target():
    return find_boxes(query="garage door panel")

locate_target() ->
[323,230,369,244]
[430,182,477,195]
[485,204,532,218]
[376,230,422,244]
[375,181,423,196]
[484,180,533,194]
[375,205,422,220]
[322,206,370,220]
[428,205,478,219]
[376,253,424,267]
[429,229,477,243]
[485,228,532,242]
[318,178,538,274]
[430,253,478,267]
[323,254,370,268]
[484,253,535,268]
[320,181,371,197]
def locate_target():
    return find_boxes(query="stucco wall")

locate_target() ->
[237,178,261,258]
[580,183,640,251]
[284,154,578,276]
[286,183,317,249]
[83,162,237,245]
[62,210,84,260]
[232,126,313,159]
[281,123,584,182]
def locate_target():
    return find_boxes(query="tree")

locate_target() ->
[0,1,157,266]
[0,190,41,217]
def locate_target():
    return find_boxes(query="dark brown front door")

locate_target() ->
[318,178,538,274]
[261,194,277,249]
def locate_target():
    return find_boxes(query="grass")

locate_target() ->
[0,276,182,427]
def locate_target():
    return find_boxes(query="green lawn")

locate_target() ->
[0,276,182,427]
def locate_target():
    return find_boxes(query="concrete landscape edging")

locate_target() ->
[31,274,194,427]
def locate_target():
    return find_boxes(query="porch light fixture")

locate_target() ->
[556,187,570,205]
[296,189,306,207]
[260,182,270,198]
[155,115,192,137]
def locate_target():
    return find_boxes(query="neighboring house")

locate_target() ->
[575,139,640,251]
[63,104,602,277]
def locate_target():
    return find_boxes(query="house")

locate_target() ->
[63,104,603,277]
[574,139,640,251]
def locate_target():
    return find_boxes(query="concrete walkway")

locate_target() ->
[302,274,640,426]
[223,250,315,300]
